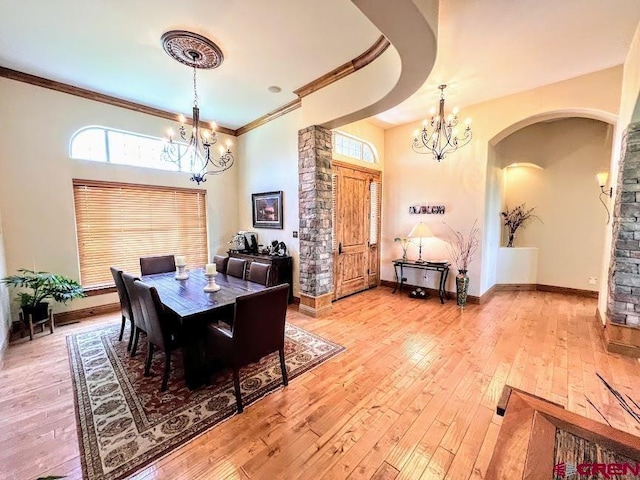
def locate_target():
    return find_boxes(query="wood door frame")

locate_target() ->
[332,160,382,300]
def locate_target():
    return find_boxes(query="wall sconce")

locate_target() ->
[597,172,613,224]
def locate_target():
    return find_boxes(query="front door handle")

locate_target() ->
[338,242,343,255]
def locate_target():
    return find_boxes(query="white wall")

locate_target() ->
[237,110,303,297]
[383,67,623,297]
[497,118,612,291]
[0,78,239,319]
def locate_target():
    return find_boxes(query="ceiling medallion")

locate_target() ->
[161,30,224,70]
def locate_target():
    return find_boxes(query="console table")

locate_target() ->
[392,259,450,304]
[228,251,294,303]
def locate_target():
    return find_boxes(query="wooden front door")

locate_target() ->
[332,161,381,300]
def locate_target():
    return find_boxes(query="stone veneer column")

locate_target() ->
[606,122,640,355]
[298,126,333,317]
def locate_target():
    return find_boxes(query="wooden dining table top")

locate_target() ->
[140,268,267,319]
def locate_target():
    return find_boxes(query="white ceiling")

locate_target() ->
[0,1,638,132]
[372,0,640,128]
[0,0,381,130]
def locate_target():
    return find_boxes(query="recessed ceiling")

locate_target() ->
[372,0,640,128]
[0,0,381,130]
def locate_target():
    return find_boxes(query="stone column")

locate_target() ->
[298,126,333,317]
[606,122,640,355]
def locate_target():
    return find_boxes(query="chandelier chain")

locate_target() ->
[192,67,199,108]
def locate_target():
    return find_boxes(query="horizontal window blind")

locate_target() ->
[73,180,208,288]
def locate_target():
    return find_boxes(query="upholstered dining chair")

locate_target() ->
[226,257,247,279]
[122,272,147,357]
[110,267,134,350]
[213,255,229,274]
[139,255,176,276]
[133,279,180,392]
[247,262,271,286]
[205,283,290,412]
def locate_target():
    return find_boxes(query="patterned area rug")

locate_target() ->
[67,323,344,480]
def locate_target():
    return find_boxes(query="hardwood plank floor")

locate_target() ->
[2,288,640,479]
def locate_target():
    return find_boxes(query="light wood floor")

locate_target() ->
[2,288,640,480]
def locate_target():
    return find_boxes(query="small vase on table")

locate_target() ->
[456,269,469,308]
[203,263,220,292]
[175,255,189,280]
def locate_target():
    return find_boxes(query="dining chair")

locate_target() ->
[213,255,229,274]
[247,262,271,286]
[122,272,147,357]
[110,267,134,350]
[226,257,247,279]
[140,255,176,276]
[133,279,180,392]
[205,283,290,412]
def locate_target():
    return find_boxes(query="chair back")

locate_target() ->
[226,257,247,279]
[247,262,271,286]
[231,284,289,365]
[133,280,171,351]
[213,255,229,274]
[122,272,146,331]
[110,267,132,321]
[140,255,176,276]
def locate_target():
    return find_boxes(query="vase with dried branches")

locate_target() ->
[501,203,541,247]
[445,221,481,308]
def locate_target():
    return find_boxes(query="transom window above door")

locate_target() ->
[332,131,378,163]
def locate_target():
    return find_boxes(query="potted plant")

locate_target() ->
[1,269,86,323]
[394,237,414,260]
[445,221,481,308]
[501,203,541,247]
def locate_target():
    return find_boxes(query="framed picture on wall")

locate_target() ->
[252,191,284,229]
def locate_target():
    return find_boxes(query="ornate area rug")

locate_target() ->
[67,323,344,480]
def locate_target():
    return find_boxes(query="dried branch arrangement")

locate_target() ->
[444,220,480,272]
[501,203,541,247]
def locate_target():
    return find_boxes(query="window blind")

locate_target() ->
[73,179,208,288]
[370,180,381,245]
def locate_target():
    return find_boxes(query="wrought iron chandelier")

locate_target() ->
[160,31,234,184]
[412,85,472,162]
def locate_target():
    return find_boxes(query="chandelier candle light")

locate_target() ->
[161,30,234,184]
[412,85,472,162]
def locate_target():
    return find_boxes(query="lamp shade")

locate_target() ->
[407,222,434,239]
[596,172,609,188]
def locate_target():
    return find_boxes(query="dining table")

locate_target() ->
[141,268,267,389]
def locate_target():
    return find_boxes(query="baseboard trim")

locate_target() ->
[54,303,120,326]
[603,319,640,357]
[491,283,597,298]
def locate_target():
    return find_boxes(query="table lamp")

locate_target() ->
[407,221,434,263]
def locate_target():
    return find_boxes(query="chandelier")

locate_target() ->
[160,31,234,184]
[412,85,472,162]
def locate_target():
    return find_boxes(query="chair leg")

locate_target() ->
[127,319,134,351]
[232,368,243,413]
[279,349,288,386]
[144,343,154,377]
[131,328,141,357]
[118,314,126,341]
[49,310,54,334]
[161,351,171,392]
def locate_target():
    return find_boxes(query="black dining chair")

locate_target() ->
[247,262,271,286]
[122,272,147,357]
[133,279,180,392]
[140,255,176,276]
[213,255,229,274]
[226,258,247,279]
[110,267,134,350]
[205,283,290,412]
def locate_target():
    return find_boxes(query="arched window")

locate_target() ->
[70,126,189,172]
[332,131,378,163]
